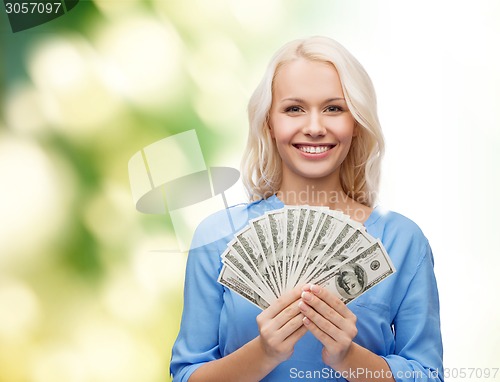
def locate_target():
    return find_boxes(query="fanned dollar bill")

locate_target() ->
[313,240,395,304]
[218,206,396,310]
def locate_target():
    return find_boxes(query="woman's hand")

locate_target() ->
[299,284,358,368]
[256,285,308,364]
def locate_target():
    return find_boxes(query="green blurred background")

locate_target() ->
[1,1,499,381]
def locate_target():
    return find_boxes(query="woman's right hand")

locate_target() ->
[256,285,308,364]
[189,285,308,382]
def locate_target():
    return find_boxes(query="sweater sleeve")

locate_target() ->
[169,223,226,382]
[382,243,444,382]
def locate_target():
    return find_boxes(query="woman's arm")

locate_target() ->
[189,285,308,382]
[380,244,444,382]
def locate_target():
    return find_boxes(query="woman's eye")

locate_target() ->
[285,106,302,113]
[325,105,343,113]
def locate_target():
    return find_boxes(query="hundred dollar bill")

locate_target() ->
[235,226,280,298]
[308,212,346,253]
[221,260,273,306]
[287,207,310,278]
[250,215,282,295]
[321,221,359,255]
[293,220,328,285]
[293,213,347,284]
[283,206,301,290]
[315,240,396,304]
[221,246,274,302]
[288,207,323,287]
[218,265,270,310]
[305,227,375,284]
[266,210,285,292]
[226,239,275,299]
[287,207,309,288]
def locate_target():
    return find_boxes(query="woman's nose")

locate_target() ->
[302,114,326,137]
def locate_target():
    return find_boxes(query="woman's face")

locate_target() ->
[269,58,356,187]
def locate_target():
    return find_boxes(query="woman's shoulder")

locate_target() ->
[366,207,434,274]
[366,206,429,245]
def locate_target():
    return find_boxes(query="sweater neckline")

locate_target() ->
[263,194,382,227]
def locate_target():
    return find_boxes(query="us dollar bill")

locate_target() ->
[288,207,323,286]
[235,226,279,298]
[294,214,348,284]
[287,207,309,285]
[283,206,300,290]
[315,240,396,304]
[250,216,282,295]
[218,265,270,309]
[306,227,375,284]
[221,246,273,301]
[227,239,274,299]
[266,210,285,292]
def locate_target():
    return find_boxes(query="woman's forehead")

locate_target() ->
[272,58,344,100]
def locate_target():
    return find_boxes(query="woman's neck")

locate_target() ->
[276,176,373,224]
[276,176,348,210]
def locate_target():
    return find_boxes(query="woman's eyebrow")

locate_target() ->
[280,97,346,103]
[280,97,305,103]
[325,97,346,102]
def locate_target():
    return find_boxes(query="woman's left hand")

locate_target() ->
[298,284,358,368]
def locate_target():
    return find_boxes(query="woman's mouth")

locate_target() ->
[293,144,335,154]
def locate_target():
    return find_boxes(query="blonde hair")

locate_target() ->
[241,36,385,207]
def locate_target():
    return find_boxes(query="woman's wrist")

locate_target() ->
[327,341,357,371]
[253,336,288,371]
[327,343,395,382]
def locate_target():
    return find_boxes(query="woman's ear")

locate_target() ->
[267,115,275,138]
[352,121,360,137]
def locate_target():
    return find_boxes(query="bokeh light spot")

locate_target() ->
[0,135,73,268]
[27,35,122,135]
[0,279,40,340]
[96,14,182,110]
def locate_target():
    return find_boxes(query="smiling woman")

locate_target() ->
[170,36,444,382]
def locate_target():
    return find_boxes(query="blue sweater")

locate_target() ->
[170,195,444,381]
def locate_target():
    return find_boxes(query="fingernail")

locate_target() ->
[298,301,308,311]
[303,316,311,325]
[302,284,311,291]
[301,291,312,301]
[310,284,319,293]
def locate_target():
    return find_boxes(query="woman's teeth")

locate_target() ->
[297,145,331,154]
